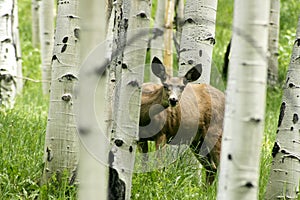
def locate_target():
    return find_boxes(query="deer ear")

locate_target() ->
[151,57,167,81]
[184,64,202,83]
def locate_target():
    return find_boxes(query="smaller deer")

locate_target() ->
[138,57,225,183]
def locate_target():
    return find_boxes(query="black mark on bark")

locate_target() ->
[128,80,139,87]
[278,102,286,127]
[46,147,53,162]
[108,167,126,200]
[115,139,124,147]
[293,113,298,124]
[228,154,232,160]
[62,36,68,43]
[244,182,254,188]
[61,44,67,53]
[74,28,80,39]
[272,142,280,158]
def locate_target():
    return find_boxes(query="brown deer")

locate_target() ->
[138,57,225,183]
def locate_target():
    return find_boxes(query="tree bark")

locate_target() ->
[42,0,80,185]
[13,0,23,94]
[265,16,300,200]
[109,0,151,198]
[175,0,184,43]
[150,0,165,83]
[163,0,175,75]
[31,0,40,48]
[217,0,270,199]
[178,0,218,84]
[267,0,280,86]
[78,0,110,199]
[39,0,54,94]
[0,0,21,108]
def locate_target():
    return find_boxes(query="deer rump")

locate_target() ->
[138,82,224,183]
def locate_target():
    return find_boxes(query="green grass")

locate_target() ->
[0,0,299,199]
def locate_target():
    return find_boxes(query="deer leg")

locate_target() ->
[199,154,217,185]
[205,167,217,185]
[155,133,167,150]
[190,140,218,184]
[137,141,149,162]
[154,133,167,161]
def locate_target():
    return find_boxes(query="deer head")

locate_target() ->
[151,57,202,107]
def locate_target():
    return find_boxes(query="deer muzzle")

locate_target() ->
[169,94,178,107]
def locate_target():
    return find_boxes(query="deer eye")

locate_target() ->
[179,85,185,90]
[163,84,169,89]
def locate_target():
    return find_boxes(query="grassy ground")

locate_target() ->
[0,0,299,199]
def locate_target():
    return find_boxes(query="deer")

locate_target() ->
[138,57,225,184]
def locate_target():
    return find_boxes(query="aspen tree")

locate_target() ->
[217,0,270,199]
[150,0,165,83]
[109,0,151,198]
[0,0,21,108]
[178,0,218,84]
[265,16,300,200]
[42,0,80,184]
[39,0,54,94]
[31,0,40,48]
[13,0,22,94]
[175,0,184,42]
[163,0,175,74]
[78,0,110,199]
[267,0,280,86]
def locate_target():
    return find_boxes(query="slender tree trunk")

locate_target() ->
[267,0,280,86]
[178,0,217,84]
[0,0,20,108]
[175,0,184,43]
[265,16,300,200]
[105,0,113,34]
[217,0,270,199]
[109,0,151,198]
[13,0,22,93]
[39,0,54,94]
[150,0,165,83]
[42,0,80,184]
[78,0,109,199]
[105,0,128,143]
[31,0,40,48]
[163,0,175,74]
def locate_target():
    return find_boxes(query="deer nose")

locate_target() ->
[169,97,178,106]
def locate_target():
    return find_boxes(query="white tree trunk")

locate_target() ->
[0,0,20,108]
[13,0,23,94]
[78,0,109,199]
[265,17,300,200]
[175,0,184,43]
[150,0,165,83]
[31,0,40,48]
[109,0,151,199]
[42,0,80,184]
[105,0,128,143]
[178,0,217,84]
[267,0,280,86]
[217,0,270,200]
[39,0,54,94]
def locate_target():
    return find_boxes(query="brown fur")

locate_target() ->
[138,82,225,184]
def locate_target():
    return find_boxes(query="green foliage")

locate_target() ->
[39,171,77,200]
[212,0,233,75]
[0,0,77,199]
[0,87,47,199]
[0,0,298,199]
[132,150,217,200]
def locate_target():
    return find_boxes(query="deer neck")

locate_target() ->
[140,85,169,126]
